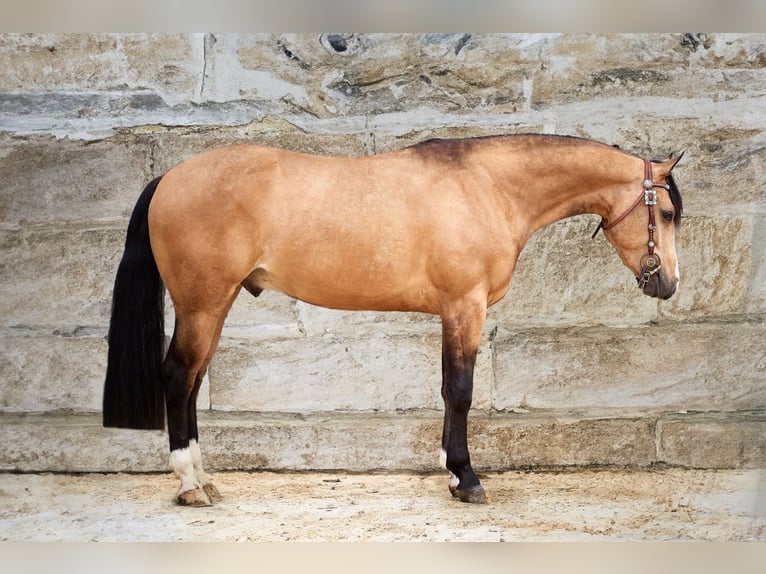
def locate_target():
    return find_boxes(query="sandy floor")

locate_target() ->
[1,468,764,542]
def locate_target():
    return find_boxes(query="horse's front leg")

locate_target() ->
[439,297,487,504]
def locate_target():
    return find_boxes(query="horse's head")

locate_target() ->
[598,152,684,300]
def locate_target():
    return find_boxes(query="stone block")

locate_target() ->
[0,413,168,472]
[531,34,766,105]
[470,414,658,469]
[202,412,656,472]
[661,214,755,319]
[676,127,766,216]
[208,326,494,413]
[492,321,766,412]
[0,412,439,473]
[526,35,766,109]
[199,412,442,472]
[0,134,149,226]
[209,331,442,412]
[203,34,531,118]
[0,226,122,329]
[0,330,107,412]
[686,33,766,68]
[747,215,766,314]
[0,33,203,106]
[657,412,766,469]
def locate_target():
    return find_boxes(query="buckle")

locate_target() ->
[644,189,657,205]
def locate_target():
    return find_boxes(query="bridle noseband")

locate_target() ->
[591,159,670,289]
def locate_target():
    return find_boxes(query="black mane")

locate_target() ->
[666,172,683,227]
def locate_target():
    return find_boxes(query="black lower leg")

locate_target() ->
[445,405,480,490]
[161,348,193,452]
[443,357,480,492]
[440,349,450,454]
[187,371,205,444]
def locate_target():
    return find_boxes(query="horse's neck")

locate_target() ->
[493,146,643,237]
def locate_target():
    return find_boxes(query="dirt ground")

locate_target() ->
[0,468,764,542]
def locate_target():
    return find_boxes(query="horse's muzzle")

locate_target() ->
[639,270,678,300]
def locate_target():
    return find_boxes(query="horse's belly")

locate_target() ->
[246,259,439,314]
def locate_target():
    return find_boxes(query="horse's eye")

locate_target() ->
[661,210,674,223]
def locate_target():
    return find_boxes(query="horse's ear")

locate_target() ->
[667,150,684,170]
[656,150,684,176]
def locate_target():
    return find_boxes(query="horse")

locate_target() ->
[102,133,683,506]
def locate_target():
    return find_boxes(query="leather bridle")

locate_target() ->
[591,159,671,289]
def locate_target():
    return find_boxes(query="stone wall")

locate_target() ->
[1,33,764,472]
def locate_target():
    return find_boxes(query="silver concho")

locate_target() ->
[640,253,661,270]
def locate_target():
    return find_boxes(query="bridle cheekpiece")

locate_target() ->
[591,159,670,290]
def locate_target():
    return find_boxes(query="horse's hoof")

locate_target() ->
[456,484,487,504]
[176,487,212,507]
[203,482,222,503]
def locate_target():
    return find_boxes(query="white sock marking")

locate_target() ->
[169,447,201,493]
[441,448,460,489]
[189,439,211,486]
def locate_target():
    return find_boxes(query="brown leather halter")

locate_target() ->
[591,159,671,289]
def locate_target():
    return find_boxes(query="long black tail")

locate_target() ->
[103,176,166,430]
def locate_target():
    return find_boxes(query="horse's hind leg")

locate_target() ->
[163,298,234,506]
[439,295,488,503]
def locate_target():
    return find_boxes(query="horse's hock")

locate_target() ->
[1,33,765,475]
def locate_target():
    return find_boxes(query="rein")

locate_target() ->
[591,159,670,289]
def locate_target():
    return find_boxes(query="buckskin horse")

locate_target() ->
[103,134,683,506]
